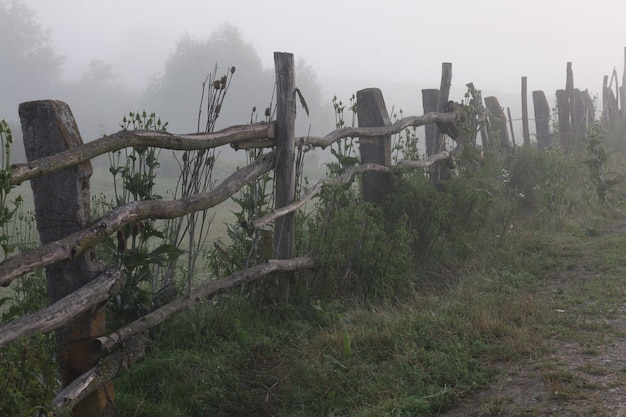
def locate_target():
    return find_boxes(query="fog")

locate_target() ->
[5,0,626,146]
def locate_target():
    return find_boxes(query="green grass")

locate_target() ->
[111,206,626,416]
[113,252,559,416]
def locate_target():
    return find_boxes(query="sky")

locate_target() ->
[20,0,626,100]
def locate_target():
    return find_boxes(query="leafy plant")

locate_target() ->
[106,111,184,329]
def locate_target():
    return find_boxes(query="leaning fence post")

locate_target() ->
[356,88,391,205]
[19,100,114,417]
[532,90,551,151]
[272,52,296,304]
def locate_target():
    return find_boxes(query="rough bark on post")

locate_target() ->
[356,88,391,205]
[422,89,440,156]
[532,90,551,151]
[521,77,531,146]
[19,100,114,417]
[484,96,511,148]
[556,89,572,152]
[431,63,452,185]
[272,52,296,304]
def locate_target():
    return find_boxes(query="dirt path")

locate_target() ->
[439,222,626,417]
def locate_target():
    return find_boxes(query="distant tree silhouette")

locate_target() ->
[143,24,271,133]
[143,23,330,135]
[0,0,64,119]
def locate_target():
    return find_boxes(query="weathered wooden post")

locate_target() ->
[430,63,452,185]
[556,89,571,152]
[272,52,296,304]
[356,88,391,205]
[506,107,517,148]
[582,89,596,125]
[573,88,586,141]
[19,100,114,416]
[422,88,440,156]
[532,90,551,150]
[621,47,626,125]
[521,77,531,146]
[484,96,512,148]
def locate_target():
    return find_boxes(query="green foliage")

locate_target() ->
[0,120,22,259]
[582,121,615,204]
[506,145,582,220]
[0,334,58,417]
[105,111,184,329]
[304,199,416,299]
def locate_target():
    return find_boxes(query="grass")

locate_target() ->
[112,204,626,416]
[112,241,561,416]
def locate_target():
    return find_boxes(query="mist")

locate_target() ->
[3,0,626,160]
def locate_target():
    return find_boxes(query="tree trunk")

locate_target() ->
[19,100,115,417]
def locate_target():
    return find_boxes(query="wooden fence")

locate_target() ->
[2,48,625,415]
[0,52,467,416]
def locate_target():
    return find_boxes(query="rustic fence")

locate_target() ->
[0,52,467,416]
[2,48,625,415]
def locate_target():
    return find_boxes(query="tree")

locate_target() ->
[143,23,272,133]
[143,23,330,136]
[0,0,64,119]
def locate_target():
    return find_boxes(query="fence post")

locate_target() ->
[622,47,626,125]
[532,90,551,151]
[19,100,114,416]
[521,77,531,146]
[422,89,440,155]
[506,107,517,148]
[356,88,391,205]
[431,63,453,185]
[273,52,296,304]
[556,89,571,152]
[573,89,587,141]
[484,96,512,148]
